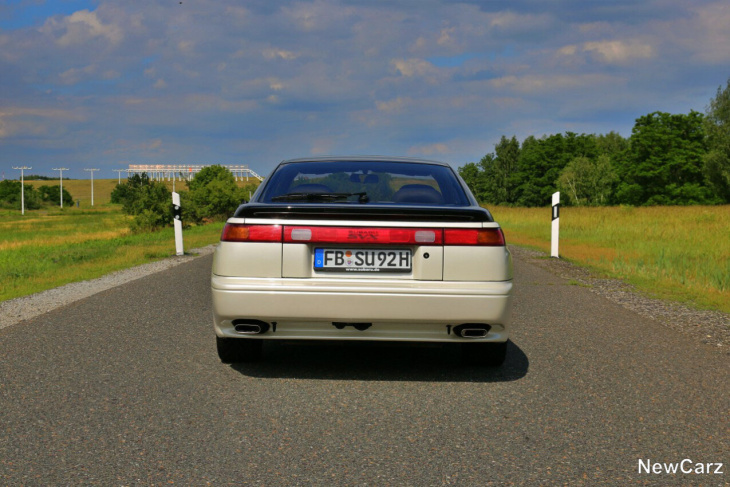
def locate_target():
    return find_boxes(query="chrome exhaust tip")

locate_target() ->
[461,328,488,338]
[232,319,270,335]
[453,323,491,339]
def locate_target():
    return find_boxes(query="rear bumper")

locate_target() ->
[212,275,513,342]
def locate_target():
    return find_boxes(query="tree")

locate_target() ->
[489,135,520,204]
[615,111,714,205]
[0,180,42,210]
[557,155,617,206]
[112,173,172,232]
[514,133,598,207]
[37,185,74,207]
[703,78,730,202]
[457,162,482,199]
[183,165,246,224]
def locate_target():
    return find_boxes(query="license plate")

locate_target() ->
[314,248,412,273]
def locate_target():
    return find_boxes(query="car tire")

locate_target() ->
[216,336,263,363]
[461,340,507,366]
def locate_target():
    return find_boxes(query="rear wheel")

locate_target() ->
[461,340,507,366]
[216,336,263,363]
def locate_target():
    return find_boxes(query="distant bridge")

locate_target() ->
[125,164,263,182]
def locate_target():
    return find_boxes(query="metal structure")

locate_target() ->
[84,168,100,206]
[112,169,127,185]
[52,167,69,208]
[125,164,263,182]
[12,166,32,215]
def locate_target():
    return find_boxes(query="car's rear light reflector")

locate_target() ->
[283,226,444,245]
[289,228,312,241]
[414,230,437,243]
[444,228,506,246]
[221,224,283,242]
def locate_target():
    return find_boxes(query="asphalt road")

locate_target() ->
[0,252,727,486]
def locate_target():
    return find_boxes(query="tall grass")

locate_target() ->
[0,208,224,302]
[490,205,730,313]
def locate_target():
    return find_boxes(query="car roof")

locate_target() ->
[279,156,452,167]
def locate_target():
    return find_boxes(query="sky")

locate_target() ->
[1,0,729,179]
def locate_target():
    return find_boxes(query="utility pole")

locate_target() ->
[53,167,69,208]
[12,166,32,215]
[84,168,100,206]
[112,169,127,185]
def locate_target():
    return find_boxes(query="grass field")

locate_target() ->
[0,207,224,302]
[490,205,730,313]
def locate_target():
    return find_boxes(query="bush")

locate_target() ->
[112,174,172,232]
[37,185,74,206]
[0,180,42,210]
[184,165,246,224]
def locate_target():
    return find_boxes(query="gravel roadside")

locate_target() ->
[509,245,730,352]
[0,244,217,331]
[2,243,728,352]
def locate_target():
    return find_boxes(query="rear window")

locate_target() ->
[259,160,470,206]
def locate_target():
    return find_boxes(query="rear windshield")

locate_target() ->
[258,160,470,206]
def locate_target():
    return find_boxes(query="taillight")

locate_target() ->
[221,224,283,242]
[283,226,444,245]
[221,224,505,246]
[444,228,505,246]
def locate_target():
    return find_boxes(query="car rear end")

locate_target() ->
[212,157,514,365]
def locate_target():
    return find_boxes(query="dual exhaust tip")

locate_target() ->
[232,320,491,338]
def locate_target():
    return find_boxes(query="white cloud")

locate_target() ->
[44,9,123,47]
[490,74,620,94]
[376,97,411,112]
[675,1,730,63]
[59,65,97,85]
[262,48,299,61]
[391,58,437,77]
[583,40,654,64]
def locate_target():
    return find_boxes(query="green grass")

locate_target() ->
[0,207,224,302]
[489,205,730,313]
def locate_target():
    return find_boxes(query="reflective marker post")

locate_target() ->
[551,191,560,258]
[172,192,184,256]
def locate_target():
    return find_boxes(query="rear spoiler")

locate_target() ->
[233,203,493,223]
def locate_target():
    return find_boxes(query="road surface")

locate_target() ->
[0,251,727,485]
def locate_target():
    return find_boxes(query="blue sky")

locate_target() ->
[1,0,729,179]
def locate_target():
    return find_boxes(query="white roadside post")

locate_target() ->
[172,192,184,256]
[551,191,560,258]
[12,166,32,215]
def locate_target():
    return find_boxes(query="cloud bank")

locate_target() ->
[0,0,728,177]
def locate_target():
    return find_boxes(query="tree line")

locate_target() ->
[112,165,257,232]
[459,78,730,206]
[0,180,74,210]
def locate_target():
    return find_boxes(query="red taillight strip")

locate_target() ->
[443,228,506,246]
[283,226,444,245]
[221,224,505,246]
[221,224,283,242]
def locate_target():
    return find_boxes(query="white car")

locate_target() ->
[212,157,514,365]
